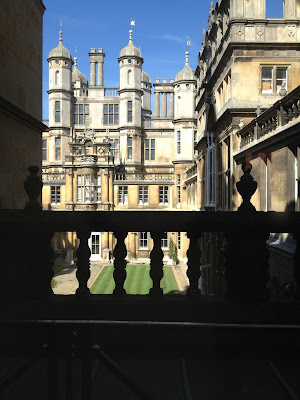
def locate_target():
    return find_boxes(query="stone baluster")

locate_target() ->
[288,107,293,122]
[293,233,300,300]
[149,232,164,296]
[113,231,128,296]
[186,232,201,296]
[225,163,269,301]
[283,110,289,125]
[154,91,160,118]
[292,103,299,119]
[169,92,174,117]
[297,100,300,114]
[76,231,91,297]
[24,166,43,212]
[272,117,277,131]
[161,92,167,118]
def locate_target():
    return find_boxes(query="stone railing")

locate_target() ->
[114,172,173,182]
[104,88,119,97]
[185,165,197,181]
[81,155,97,164]
[238,86,300,150]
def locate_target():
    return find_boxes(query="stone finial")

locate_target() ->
[129,29,133,43]
[279,82,287,97]
[239,118,245,130]
[255,105,262,117]
[185,51,189,66]
[24,166,43,212]
[236,162,257,212]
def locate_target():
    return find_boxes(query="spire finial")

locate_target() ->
[185,51,189,66]
[59,19,63,43]
[129,18,135,43]
[74,46,77,66]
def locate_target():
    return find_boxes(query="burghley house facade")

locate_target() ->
[42,29,197,262]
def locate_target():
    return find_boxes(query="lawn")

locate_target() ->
[90,264,180,295]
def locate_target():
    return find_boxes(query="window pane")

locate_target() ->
[262,68,272,79]
[104,114,108,125]
[109,104,113,113]
[79,114,83,124]
[85,104,89,113]
[277,69,287,80]
[79,104,83,113]
[55,101,60,111]
[109,114,113,124]
[103,104,108,113]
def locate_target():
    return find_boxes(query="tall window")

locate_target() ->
[177,175,181,205]
[76,175,101,203]
[51,186,61,204]
[161,232,168,249]
[55,137,61,160]
[139,232,148,249]
[74,104,89,125]
[145,139,155,160]
[55,101,60,123]
[127,137,132,159]
[177,131,181,154]
[206,134,215,207]
[118,186,128,204]
[109,139,119,160]
[261,67,287,94]
[138,186,148,205]
[159,186,169,204]
[42,139,47,161]
[177,232,181,251]
[104,104,119,125]
[127,101,132,122]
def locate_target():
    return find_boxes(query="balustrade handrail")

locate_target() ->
[238,85,300,139]
[0,209,299,234]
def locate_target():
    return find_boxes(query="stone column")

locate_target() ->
[90,61,96,86]
[169,92,174,118]
[161,92,167,118]
[97,61,104,87]
[102,169,108,204]
[65,169,73,204]
[154,92,160,118]
[108,168,114,208]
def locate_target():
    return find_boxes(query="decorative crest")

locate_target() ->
[130,18,136,27]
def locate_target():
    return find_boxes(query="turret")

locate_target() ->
[47,30,73,128]
[173,51,197,162]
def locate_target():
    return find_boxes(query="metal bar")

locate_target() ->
[267,361,299,400]
[0,349,44,394]
[92,345,152,400]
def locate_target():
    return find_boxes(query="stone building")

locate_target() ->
[188,0,300,295]
[42,29,197,262]
[0,0,46,208]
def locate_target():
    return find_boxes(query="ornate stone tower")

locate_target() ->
[47,30,73,129]
[173,51,197,162]
[118,30,144,164]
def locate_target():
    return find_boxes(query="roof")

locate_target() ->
[142,71,151,83]
[119,30,141,58]
[175,52,196,82]
[48,31,72,60]
[72,57,88,85]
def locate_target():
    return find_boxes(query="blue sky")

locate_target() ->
[42,0,284,120]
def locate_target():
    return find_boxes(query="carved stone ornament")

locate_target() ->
[236,163,257,212]
[24,166,43,212]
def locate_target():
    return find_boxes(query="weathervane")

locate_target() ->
[187,36,191,51]
[130,18,136,28]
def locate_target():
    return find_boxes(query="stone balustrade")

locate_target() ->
[114,172,173,182]
[238,86,300,150]
[104,88,119,97]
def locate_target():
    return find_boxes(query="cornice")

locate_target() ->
[32,0,46,14]
[0,96,46,133]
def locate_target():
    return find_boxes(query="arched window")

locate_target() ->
[127,70,132,85]
[55,70,59,86]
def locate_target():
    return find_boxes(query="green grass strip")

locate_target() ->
[90,264,179,295]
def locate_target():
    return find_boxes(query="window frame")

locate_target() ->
[261,65,288,94]
[55,137,61,161]
[55,101,60,123]
[74,104,89,125]
[159,186,169,205]
[127,100,133,123]
[118,186,128,205]
[177,130,181,155]
[42,139,47,161]
[127,136,133,160]
[109,138,119,160]
[145,138,155,161]
[139,232,148,249]
[138,186,149,205]
[177,174,181,205]
[103,103,119,125]
[76,174,101,203]
[161,232,169,250]
[51,186,61,204]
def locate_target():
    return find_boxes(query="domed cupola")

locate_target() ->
[48,30,73,61]
[175,51,195,83]
[72,56,88,86]
[119,30,142,59]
